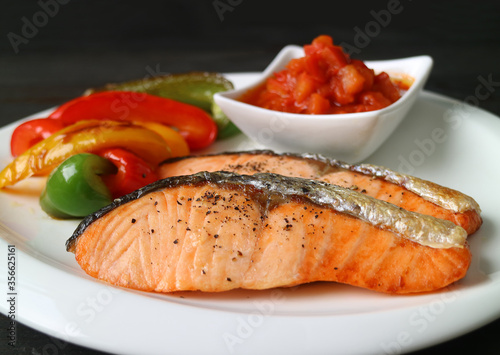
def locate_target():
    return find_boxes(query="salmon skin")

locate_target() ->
[67,171,470,294]
[159,150,482,235]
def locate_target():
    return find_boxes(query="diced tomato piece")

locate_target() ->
[308,93,330,114]
[294,72,316,103]
[338,64,366,96]
[303,44,316,57]
[305,52,327,82]
[321,46,348,75]
[311,35,334,48]
[267,76,289,97]
[351,59,375,91]
[359,91,392,111]
[332,77,355,105]
[373,72,401,103]
[286,57,306,75]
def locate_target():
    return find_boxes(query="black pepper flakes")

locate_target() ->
[173,239,179,244]
[131,218,136,224]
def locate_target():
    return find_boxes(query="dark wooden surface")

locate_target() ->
[1,0,499,354]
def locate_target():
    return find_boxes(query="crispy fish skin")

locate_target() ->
[67,172,470,294]
[158,150,482,235]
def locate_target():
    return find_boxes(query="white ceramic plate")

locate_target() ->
[0,73,499,355]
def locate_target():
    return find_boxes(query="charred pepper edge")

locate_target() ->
[66,171,467,253]
[84,72,234,96]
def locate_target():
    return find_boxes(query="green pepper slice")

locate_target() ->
[85,72,240,139]
[40,153,117,219]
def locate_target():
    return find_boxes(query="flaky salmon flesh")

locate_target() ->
[159,150,482,235]
[67,171,471,294]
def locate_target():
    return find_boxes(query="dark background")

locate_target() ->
[1,0,499,354]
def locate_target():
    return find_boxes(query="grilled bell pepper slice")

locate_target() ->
[48,91,217,150]
[40,153,116,219]
[98,148,158,199]
[133,121,189,157]
[10,118,189,159]
[10,118,65,157]
[85,72,240,139]
[0,120,171,189]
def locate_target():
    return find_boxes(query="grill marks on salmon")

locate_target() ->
[158,151,482,235]
[67,172,471,294]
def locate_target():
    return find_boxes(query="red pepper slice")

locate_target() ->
[98,148,158,199]
[10,118,65,157]
[48,91,217,150]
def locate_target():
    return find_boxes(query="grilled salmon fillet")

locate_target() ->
[67,172,471,294]
[158,150,482,235]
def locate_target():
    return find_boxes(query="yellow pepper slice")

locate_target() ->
[0,120,172,188]
[133,121,190,158]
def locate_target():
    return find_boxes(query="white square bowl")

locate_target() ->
[214,45,433,162]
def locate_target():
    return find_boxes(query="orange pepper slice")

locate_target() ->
[0,120,171,188]
[134,121,190,158]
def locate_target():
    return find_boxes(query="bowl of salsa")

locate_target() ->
[214,35,433,162]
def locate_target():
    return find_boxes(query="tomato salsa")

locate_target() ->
[239,35,410,115]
